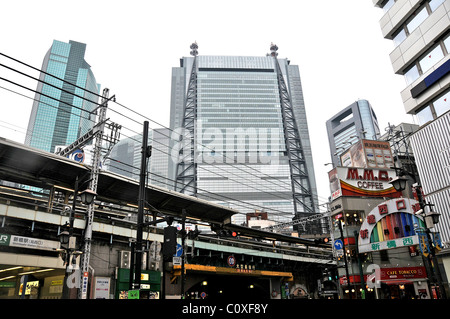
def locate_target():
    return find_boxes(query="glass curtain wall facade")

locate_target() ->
[326,100,380,166]
[106,128,171,189]
[25,40,100,153]
[170,55,318,225]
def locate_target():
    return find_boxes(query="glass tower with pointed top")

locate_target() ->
[25,40,100,153]
[170,45,320,230]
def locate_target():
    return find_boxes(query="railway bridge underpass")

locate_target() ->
[0,138,335,299]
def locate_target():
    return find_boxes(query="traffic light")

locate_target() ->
[211,224,238,238]
[162,226,177,257]
[219,229,238,237]
[314,237,330,245]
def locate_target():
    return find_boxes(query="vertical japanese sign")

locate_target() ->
[417,231,430,257]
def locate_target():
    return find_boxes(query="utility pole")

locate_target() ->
[79,88,112,299]
[337,220,352,299]
[133,121,151,291]
[181,209,187,299]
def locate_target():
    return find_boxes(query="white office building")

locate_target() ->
[373,0,450,242]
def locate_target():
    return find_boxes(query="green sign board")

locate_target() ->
[0,234,10,246]
[128,290,140,299]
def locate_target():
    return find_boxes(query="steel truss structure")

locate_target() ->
[175,43,316,218]
[270,43,315,216]
[174,42,198,196]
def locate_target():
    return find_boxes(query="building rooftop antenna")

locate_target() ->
[270,42,278,57]
[190,41,198,56]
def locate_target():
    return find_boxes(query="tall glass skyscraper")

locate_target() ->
[106,128,172,189]
[170,46,319,226]
[326,99,380,167]
[25,40,100,153]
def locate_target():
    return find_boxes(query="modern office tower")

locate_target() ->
[326,99,381,166]
[169,43,319,227]
[25,40,100,153]
[107,128,172,189]
[373,0,450,241]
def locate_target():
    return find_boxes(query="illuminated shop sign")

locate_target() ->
[328,167,401,200]
[380,267,426,280]
[358,198,425,253]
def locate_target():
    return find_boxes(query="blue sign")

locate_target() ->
[174,244,183,257]
[227,255,236,267]
[334,239,343,250]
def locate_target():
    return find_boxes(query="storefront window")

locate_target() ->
[345,211,363,226]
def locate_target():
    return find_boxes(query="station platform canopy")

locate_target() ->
[0,137,326,247]
[0,137,236,225]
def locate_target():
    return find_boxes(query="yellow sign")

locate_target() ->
[141,273,149,281]
[51,280,63,286]
[19,281,39,295]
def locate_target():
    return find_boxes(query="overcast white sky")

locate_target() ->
[0,0,415,207]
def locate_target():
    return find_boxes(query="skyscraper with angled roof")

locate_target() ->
[169,44,320,230]
[25,40,100,153]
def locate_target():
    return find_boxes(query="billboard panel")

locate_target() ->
[329,167,402,200]
[340,139,393,169]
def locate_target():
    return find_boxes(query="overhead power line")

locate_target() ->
[0,52,331,216]
[0,52,103,99]
[0,62,100,111]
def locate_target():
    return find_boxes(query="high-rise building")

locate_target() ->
[107,128,171,189]
[169,44,319,227]
[373,0,450,242]
[326,99,381,166]
[25,40,100,153]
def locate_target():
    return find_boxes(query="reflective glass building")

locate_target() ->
[25,40,100,153]
[326,99,381,166]
[106,128,172,189]
[170,54,318,226]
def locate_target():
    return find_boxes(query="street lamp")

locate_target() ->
[58,184,96,299]
[424,209,441,229]
[58,229,70,249]
[389,170,447,299]
[388,176,408,193]
[78,189,97,205]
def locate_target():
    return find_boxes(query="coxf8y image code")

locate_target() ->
[182,304,269,316]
